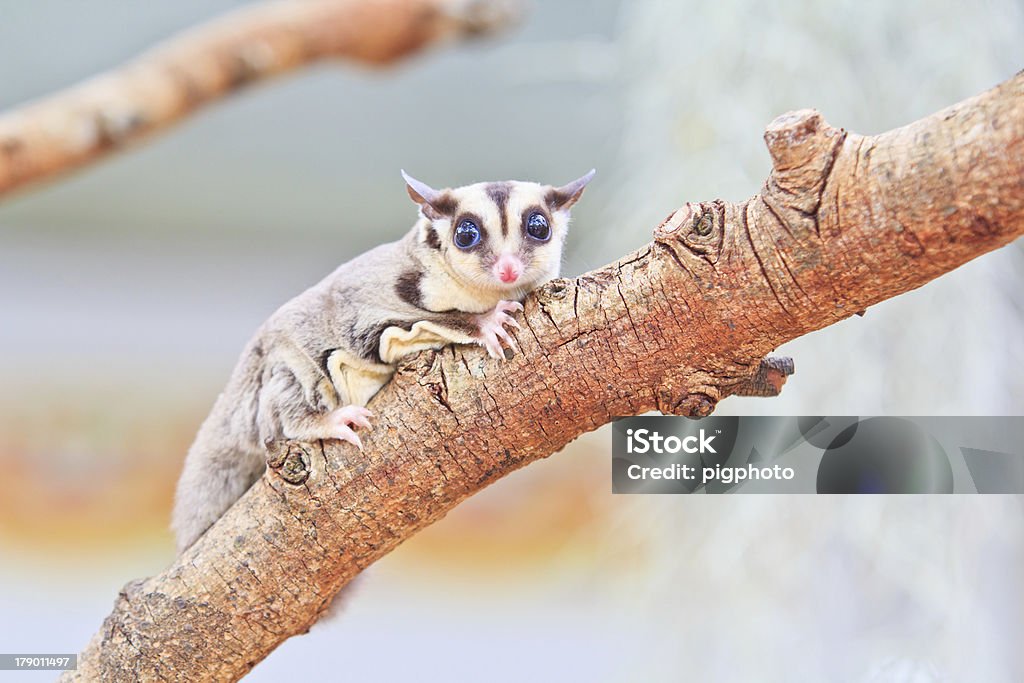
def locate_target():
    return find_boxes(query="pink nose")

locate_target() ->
[494,255,523,284]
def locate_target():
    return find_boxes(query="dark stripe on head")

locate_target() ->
[430,192,457,216]
[419,191,458,221]
[545,187,568,210]
[486,182,512,237]
[424,226,442,250]
[395,270,424,308]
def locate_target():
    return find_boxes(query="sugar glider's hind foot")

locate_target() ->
[475,300,523,359]
[323,405,375,450]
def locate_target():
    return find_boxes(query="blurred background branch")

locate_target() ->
[0,0,521,199]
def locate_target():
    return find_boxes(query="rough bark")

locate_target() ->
[0,0,521,198]
[63,71,1024,681]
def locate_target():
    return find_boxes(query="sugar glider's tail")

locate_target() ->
[171,398,265,553]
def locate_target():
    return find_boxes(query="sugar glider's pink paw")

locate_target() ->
[323,405,374,450]
[475,300,523,360]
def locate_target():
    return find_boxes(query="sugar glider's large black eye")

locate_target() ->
[526,212,550,241]
[454,219,481,249]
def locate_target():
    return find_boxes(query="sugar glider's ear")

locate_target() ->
[547,169,596,212]
[402,170,454,220]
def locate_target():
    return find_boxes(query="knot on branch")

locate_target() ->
[656,376,721,418]
[653,201,725,265]
[732,356,795,397]
[762,109,846,236]
[267,442,313,485]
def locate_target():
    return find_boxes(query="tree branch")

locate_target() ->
[0,0,521,199]
[65,73,1024,681]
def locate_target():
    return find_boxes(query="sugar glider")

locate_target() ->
[172,169,595,552]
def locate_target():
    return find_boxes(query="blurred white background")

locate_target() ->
[0,0,1022,680]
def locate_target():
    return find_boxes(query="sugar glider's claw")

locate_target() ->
[475,299,524,361]
[324,404,375,448]
[333,424,364,450]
